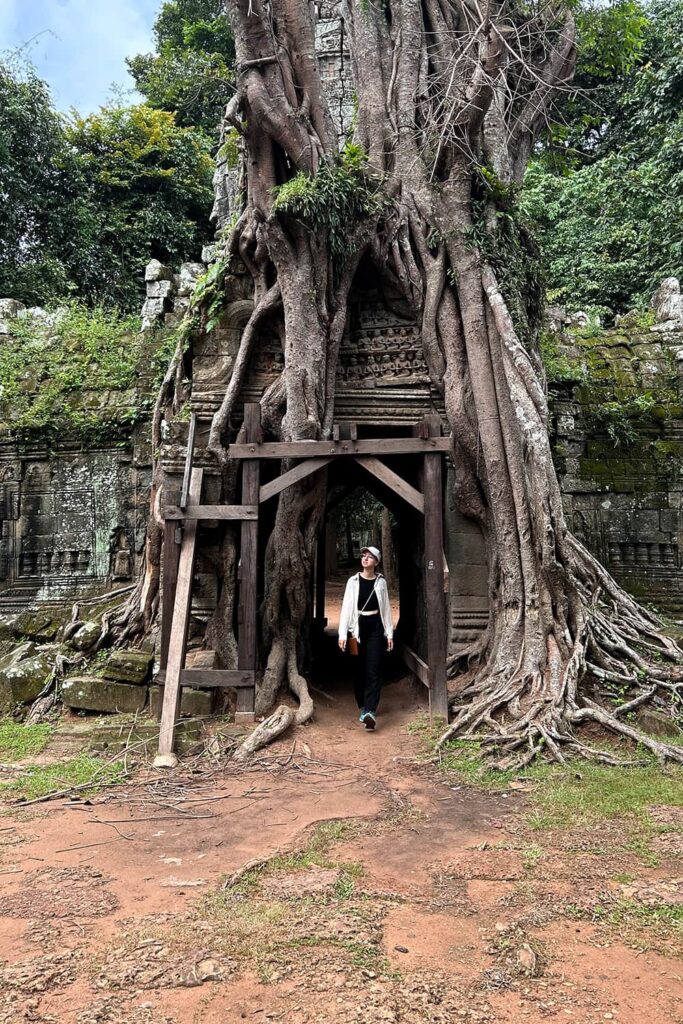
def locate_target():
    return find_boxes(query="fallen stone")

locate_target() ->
[0,614,20,641]
[100,649,153,685]
[0,647,53,709]
[62,676,148,714]
[149,685,213,718]
[69,620,102,651]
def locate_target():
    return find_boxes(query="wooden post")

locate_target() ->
[236,403,261,722]
[423,415,448,719]
[155,468,203,764]
[159,489,181,680]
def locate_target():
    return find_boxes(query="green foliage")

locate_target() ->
[66,104,214,310]
[0,56,214,309]
[127,0,234,134]
[0,720,52,760]
[591,392,657,446]
[272,145,388,264]
[190,255,231,331]
[0,753,124,801]
[0,57,91,305]
[0,302,173,443]
[539,335,587,387]
[525,1,683,314]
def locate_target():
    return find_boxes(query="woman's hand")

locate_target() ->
[338,637,347,651]
[387,637,394,652]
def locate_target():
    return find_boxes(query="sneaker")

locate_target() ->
[364,711,376,731]
[358,710,366,723]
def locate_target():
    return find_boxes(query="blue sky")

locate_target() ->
[0,0,161,114]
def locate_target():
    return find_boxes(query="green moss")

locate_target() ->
[0,720,52,760]
[0,302,176,444]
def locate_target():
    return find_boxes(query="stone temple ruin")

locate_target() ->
[1,0,683,717]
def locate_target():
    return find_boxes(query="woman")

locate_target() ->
[338,545,394,730]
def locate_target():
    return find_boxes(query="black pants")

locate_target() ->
[354,614,385,714]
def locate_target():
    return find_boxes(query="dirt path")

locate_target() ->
[1,650,682,1023]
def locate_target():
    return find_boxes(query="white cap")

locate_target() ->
[361,546,381,562]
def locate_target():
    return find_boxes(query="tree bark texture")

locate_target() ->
[162,0,683,763]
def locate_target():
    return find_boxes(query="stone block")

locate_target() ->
[185,648,219,670]
[0,298,26,318]
[88,716,202,755]
[145,259,174,283]
[0,647,53,709]
[62,676,148,714]
[100,649,153,685]
[12,608,63,641]
[178,262,205,297]
[149,686,214,719]
[146,279,175,300]
[70,620,101,651]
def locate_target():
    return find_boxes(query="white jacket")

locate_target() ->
[338,573,394,642]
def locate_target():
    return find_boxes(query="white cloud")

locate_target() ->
[0,0,159,114]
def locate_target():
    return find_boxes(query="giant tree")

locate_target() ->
[127,0,683,765]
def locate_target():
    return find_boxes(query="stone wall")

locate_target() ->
[0,301,162,612]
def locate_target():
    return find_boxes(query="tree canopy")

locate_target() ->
[0,58,214,309]
[523,0,683,315]
[127,0,235,136]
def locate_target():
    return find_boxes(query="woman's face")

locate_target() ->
[361,551,378,570]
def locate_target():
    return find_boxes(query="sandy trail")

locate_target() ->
[1,640,681,1023]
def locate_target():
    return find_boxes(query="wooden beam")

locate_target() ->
[259,457,332,504]
[156,468,203,760]
[228,437,451,459]
[423,415,448,719]
[159,492,181,679]
[396,641,431,689]
[353,456,424,513]
[237,403,261,717]
[180,669,255,689]
[179,412,197,508]
[163,504,258,521]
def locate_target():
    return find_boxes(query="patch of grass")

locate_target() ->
[567,899,683,955]
[528,762,683,831]
[228,819,363,895]
[521,844,543,871]
[0,720,52,760]
[0,753,124,801]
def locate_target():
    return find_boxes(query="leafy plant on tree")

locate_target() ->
[125,0,683,765]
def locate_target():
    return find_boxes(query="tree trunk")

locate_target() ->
[144,0,683,764]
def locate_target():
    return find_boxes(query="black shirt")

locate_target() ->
[357,574,380,612]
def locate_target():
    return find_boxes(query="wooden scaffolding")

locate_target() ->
[155,403,451,762]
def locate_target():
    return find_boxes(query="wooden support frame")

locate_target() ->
[156,410,452,763]
[236,403,261,722]
[228,437,450,459]
[180,669,255,688]
[159,490,181,675]
[156,467,204,763]
[353,456,424,513]
[163,504,258,521]
[422,415,448,718]
[259,457,332,504]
